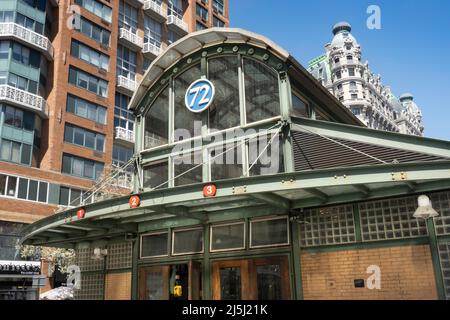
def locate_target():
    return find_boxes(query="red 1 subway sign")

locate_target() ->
[77,208,85,219]
[203,184,217,197]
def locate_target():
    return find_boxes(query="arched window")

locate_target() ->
[243,58,280,124]
[208,56,240,130]
[174,64,202,141]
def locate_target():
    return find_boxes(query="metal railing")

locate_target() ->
[116,75,137,92]
[0,85,47,117]
[115,126,135,143]
[144,0,166,18]
[143,42,161,57]
[119,28,143,48]
[0,23,54,59]
[167,14,188,33]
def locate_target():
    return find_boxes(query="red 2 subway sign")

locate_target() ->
[203,184,217,197]
[129,195,141,208]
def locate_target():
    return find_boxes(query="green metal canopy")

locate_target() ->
[20,117,450,248]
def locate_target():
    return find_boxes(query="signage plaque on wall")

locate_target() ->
[203,184,217,197]
[185,79,215,113]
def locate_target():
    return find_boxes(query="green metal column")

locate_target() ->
[131,239,139,300]
[133,115,143,193]
[279,71,295,173]
[426,218,446,300]
[290,220,303,300]
[202,223,211,299]
[353,204,363,243]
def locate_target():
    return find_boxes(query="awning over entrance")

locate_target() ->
[20,117,450,247]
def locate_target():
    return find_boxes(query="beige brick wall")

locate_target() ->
[104,272,132,300]
[301,245,437,300]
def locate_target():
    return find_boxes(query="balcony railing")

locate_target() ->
[116,75,137,95]
[0,85,48,118]
[143,42,161,58]
[119,28,143,49]
[115,127,135,144]
[0,23,54,60]
[144,0,166,21]
[167,15,188,34]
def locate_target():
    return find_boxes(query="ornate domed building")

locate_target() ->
[309,22,424,136]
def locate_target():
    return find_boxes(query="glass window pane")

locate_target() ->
[84,131,95,149]
[251,217,288,247]
[73,158,84,176]
[28,180,38,201]
[0,174,6,195]
[208,56,240,130]
[210,143,242,181]
[211,223,245,251]
[145,87,169,149]
[74,128,84,146]
[244,58,280,123]
[248,134,284,176]
[6,176,17,196]
[59,186,70,206]
[64,125,74,143]
[38,181,48,202]
[174,64,202,141]
[17,178,28,199]
[141,233,168,257]
[172,228,203,254]
[70,189,81,206]
[62,155,72,174]
[220,267,241,300]
[173,151,202,186]
[257,264,282,300]
[291,94,308,118]
[21,144,31,165]
[84,161,94,178]
[143,162,168,189]
[11,142,21,163]
[0,140,11,160]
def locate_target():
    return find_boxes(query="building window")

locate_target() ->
[144,16,162,47]
[8,73,38,94]
[209,142,243,181]
[351,94,358,100]
[351,107,361,115]
[168,0,183,19]
[0,173,48,203]
[210,221,245,252]
[347,55,353,61]
[172,228,204,255]
[12,42,40,69]
[173,150,202,186]
[144,87,168,149]
[0,139,32,165]
[196,4,208,21]
[208,56,240,130]
[250,216,289,248]
[112,144,133,168]
[0,11,14,24]
[348,68,355,76]
[71,40,109,71]
[16,12,44,33]
[143,161,168,189]
[0,41,9,59]
[174,64,202,140]
[119,0,138,33]
[66,94,107,124]
[212,0,224,15]
[68,66,108,97]
[140,232,169,258]
[115,93,135,133]
[74,0,112,23]
[59,186,94,207]
[75,16,111,47]
[349,81,357,90]
[167,31,180,45]
[291,93,309,118]
[196,22,207,31]
[62,153,104,180]
[244,58,280,124]
[2,105,35,131]
[248,134,284,176]
[213,17,225,27]
[334,57,340,64]
[64,123,105,152]
[116,45,137,80]
[335,70,341,79]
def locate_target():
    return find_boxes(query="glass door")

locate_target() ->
[212,256,290,300]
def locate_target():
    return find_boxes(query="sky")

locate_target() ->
[229,0,450,140]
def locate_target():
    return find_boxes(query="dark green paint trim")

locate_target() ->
[353,204,362,243]
[290,221,303,299]
[427,218,446,300]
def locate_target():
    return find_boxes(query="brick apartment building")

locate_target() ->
[0,0,229,262]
